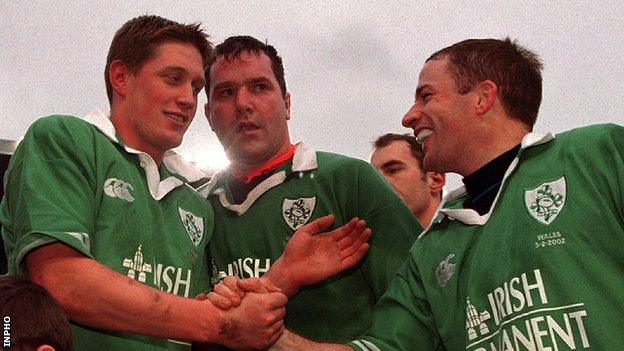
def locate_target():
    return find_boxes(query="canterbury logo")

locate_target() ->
[104,178,135,202]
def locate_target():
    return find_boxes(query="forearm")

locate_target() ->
[262,257,299,298]
[26,243,225,342]
[269,329,353,351]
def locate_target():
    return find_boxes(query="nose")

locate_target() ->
[234,87,254,116]
[402,103,422,128]
[177,84,196,110]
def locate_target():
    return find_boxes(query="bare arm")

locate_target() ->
[27,243,287,349]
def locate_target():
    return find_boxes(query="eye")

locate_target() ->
[386,165,403,175]
[252,83,268,92]
[421,92,432,103]
[216,88,234,97]
[165,74,181,84]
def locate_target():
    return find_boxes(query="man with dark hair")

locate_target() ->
[0,15,293,350]
[370,133,444,226]
[267,37,624,350]
[0,275,73,351]
[200,35,421,343]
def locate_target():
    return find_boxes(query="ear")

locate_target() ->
[283,92,291,121]
[204,103,214,131]
[36,345,56,351]
[426,172,445,196]
[109,60,131,99]
[474,80,498,116]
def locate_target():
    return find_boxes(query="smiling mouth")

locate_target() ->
[416,129,433,145]
[165,112,187,123]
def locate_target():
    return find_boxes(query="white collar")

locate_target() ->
[420,131,554,235]
[197,142,316,215]
[83,108,206,200]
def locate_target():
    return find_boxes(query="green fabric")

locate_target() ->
[205,145,421,343]
[1,114,214,350]
[350,124,624,350]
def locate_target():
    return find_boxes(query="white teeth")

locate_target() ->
[166,113,184,122]
[416,129,433,145]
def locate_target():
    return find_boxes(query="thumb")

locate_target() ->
[260,276,283,293]
[237,277,267,293]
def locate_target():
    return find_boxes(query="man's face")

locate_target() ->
[123,42,205,159]
[402,57,476,174]
[206,51,291,167]
[371,140,433,216]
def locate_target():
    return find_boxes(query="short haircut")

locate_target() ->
[0,275,73,351]
[105,15,214,103]
[428,37,543,128]
[206,35,286,97]
[373,133,424,165]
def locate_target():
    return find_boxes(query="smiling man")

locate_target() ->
[0,16,289,350]
[200,36,421,344]
[267,37,624,351]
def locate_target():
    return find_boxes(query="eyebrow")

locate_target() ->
[380,159,405,169]
[212,76,274,91]
[212,81,233,91]
[161,66,206,86]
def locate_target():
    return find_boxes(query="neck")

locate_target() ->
[230,144,296,183]
[417,197,441,228]
[110,107,164,166]
[460,118,530,177]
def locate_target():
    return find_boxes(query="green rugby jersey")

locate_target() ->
[1,110,213,350]
[200,143,421,343]
[350,124,624,351]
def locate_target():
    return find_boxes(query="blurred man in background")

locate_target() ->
[370,133,444,227]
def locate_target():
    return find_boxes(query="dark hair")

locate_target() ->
[0,275,73,351]
[105,15,213,103]
[206,35,286,97]
[428,37,543,128]
[373,133,424,164]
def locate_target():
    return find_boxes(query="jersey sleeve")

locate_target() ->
[1,116,98,274]
[607,124,624,218]
[348,245,443,351]
[352,160,422,300]
[565,123,624,223]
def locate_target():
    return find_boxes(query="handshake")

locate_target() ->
[195,215,371,350]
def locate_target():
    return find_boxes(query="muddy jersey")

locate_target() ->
[1,110,213,350]
[350,124,624,351]
[200,143,421,343]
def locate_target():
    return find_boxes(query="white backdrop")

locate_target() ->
[1,1,623,189]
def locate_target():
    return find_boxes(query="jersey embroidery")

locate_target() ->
[103,177,135,202]
[466,297,492,340]
[178,207,204,246]
[123,245,152,282]
[282,197,316,230]
[524,176,566,225]
[210,258,225,285]
[435,253,456,287]
[464,269,591,350]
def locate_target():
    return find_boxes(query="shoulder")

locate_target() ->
[29,114,91,130]
[315,151,373,170]
[18,115,104,161]
[555,123,623,148]
[313,151,387,186]
[27,115,96,140]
